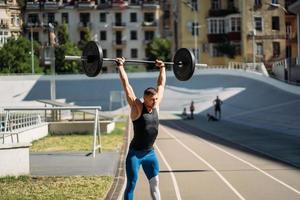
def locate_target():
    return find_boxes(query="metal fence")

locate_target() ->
[1,106,102,157]
[0,112,45,133]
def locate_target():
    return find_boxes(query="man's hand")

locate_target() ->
[155,59,165,69]
[115,57,126,67]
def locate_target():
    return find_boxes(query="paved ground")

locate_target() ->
[30,151,120,176]
[130,113,300,200]
[1,71,299,199]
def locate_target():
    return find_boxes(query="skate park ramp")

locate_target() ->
[0,69,299,136]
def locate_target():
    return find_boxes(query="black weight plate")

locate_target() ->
[173,48,195,81]
[82,41,103,77]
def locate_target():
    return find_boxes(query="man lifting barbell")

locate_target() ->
[65,41,208,81]
[115,57,165,200]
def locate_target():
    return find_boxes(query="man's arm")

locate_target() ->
[116,57,136,106]
[156,60,166,105]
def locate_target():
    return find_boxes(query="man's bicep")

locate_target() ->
[124,84,137,105]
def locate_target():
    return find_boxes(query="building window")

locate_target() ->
[103,49,107,58]
[272,16,280,30]
[211,44,222,57]
[130,12,137,22]
[48,13,55,24]
[62,13,68,24]
[273,42,280,57]
[208,19,225,34]
[130,31,137,40]
[231,17,240,32]
[254,17,262,31]
[100,13,106,23]
[28,14,39,24]
[116,49,122,57]
[191,0,198,11]
[256,42,263,56]
[0,31,9,46]
[254,0,262,6]
[145,31,154,41]
[100,31,106,40]
[272,0,278,4]
[131,48,138,58]
[211,0,221,10]
[228,0,235,9]
[144,12,155,22]
[80,13,90,25]
[192,22,199,36]
[286,22,292,39]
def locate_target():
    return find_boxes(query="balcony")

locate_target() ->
[207,33,227,43]
[141,0,159,9]
[0,22,9,29]
[78,0,96,9]
[247,34,286,40]
[113,40,127,47]
[98,2,111,9]
[44,1,59,10]
[227,32,241,41]
[112,1,128,9]
[112,22,126,29]
[208,7,239,17]
[142,21,157,30]
[26,1,40,10]
[129,0,140,6]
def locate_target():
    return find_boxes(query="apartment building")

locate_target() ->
[0,0,22,47]
[24,0,161,72]
[174,0,297,66]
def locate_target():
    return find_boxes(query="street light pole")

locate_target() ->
[252,2,256,67]
[193,9,198,63]
[184,1,198,63]
[30,27,35,74]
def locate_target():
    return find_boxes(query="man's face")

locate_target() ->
[144,94,158,109]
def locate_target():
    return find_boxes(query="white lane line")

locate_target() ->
[171,122,300,195]
[160,126,246,200]
[154,144,182,200]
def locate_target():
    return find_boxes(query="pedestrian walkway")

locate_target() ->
[30,151,120,176]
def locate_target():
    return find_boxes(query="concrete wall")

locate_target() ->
[1,124,48,144]
[0,143,31,176]
[49,121,115,134]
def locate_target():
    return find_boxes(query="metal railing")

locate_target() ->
[197,62,269,76]
[1,106,102,157]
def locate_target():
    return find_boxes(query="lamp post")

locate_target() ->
[251,2,256,67]
[184,1,199,63]
[30,26,35,74]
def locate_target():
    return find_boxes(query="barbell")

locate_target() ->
[65,41,207,81]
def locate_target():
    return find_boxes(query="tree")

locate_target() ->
[0,36,42,74]
[54,24,81,74]
[145,37,172,71]
[78,28,92,51]
[57,23,70,45]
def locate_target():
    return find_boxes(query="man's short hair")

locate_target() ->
[144,87,157,96]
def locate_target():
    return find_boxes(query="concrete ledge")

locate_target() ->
[0,143,31,177]
[1,124,48,144]
[49,121,115,134]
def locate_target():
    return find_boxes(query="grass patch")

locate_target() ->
[31,121,126,152]
[0,176,113,200]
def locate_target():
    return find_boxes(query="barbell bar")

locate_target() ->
[65,41,207,81]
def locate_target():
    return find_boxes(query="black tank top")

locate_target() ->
[131,103,159,151]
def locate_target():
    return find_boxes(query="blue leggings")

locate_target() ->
[124,148,159,200]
